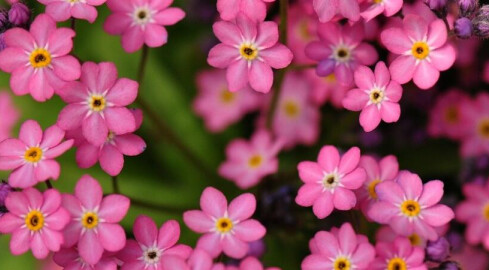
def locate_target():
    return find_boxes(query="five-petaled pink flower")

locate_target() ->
[313,0,360,23]
[368,171,454,241]
[342,61,403,132]
[61,175,130,265]
[183,187,266,259]
[305,22,378,87]
[381,15,456,89]
[302,223,375,270]
[118,215,192,270]
[427,89,470,140]
[0,120,74,188]
[104,0,185,53]
[295,145,367,219]
[38,0,107,23]
[0,188,70,259]
[0,14,81,102]
[207,13,293,93]
[370,237,427,270]
[217,0,274,22]
[57,61,139,147]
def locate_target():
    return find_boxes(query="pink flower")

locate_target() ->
[57,62,139,147]
[305,22,378,87]
[207,14,293,93]
[0,14,81,102]
[455,181,489,250]
[0,188,70,259]
[73,109,146,176]
[0,120,73,188]
[368,171,454,241]
[194,69,260,133]
[370,237,427,270]
[53,248,118,270]
[235,257,280,270]
[313,0,360,22]
[305,70,351,108]
[219,130,282,189]
[301,223,375,270]
[450,244,489,270]
[118,215,192,269]
[183,187,266,259]
[343,61,403,132]
[309,224,370,254]
[355,155,399,217]
[0,91,20,141]
[375,226,428,248]
[38,0,107,23]
[360,0,403,22]
[61,175,130,265]
[459,93,489,157]
[295,145,367,219]
[187,249,214,270]
[287,5,317,65]
[217,0,274,22]
[104,0,185,53]
[381,15,456,89]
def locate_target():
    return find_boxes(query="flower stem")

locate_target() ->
[70,18,76,31]
[112,176,120,194]
[137,45,149,83]
[45,180,53,189]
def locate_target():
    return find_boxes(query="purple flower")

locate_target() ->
[8,3,30,26]
[455,17,473,39]
[426,237,451,262]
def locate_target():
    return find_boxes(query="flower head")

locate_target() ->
[217,0,273,22]
[370,237,427,270]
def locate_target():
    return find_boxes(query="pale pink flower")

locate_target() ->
[53,248,118,270]
[370,237,427,270]
[459,93,489,157]
[38,0,107,23]
[287,5,317,64]
[217,0,274,22]
[0,120,73,188]
[183,187,266,259]
[381,15,456,89]
[0,91,20,141]
[187,249,213,270]
[0,14,81,101]
[309,224,370,254]
[360,0,403,22]
[207,14,293,93]
[313,0,360,22]
[450,244,489,270]
[104,0,185,53]
[61,175,130,265]
[305,70,351,108]
[375,226,428,248]
[343,61,403,132]
[295,145,367,219]
[305,22,378,87]
[0,188,70,259]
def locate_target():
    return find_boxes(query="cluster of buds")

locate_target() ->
[0,2,30,50]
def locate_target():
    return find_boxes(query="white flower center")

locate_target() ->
[132,6,153,26]
[142,246,162,265]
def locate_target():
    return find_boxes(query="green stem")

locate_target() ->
[112,176,120,194]
[137,45,149,83]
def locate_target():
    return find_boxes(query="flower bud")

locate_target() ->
[0,181,12,217]
[425,0,448,12]
[0,11,8,30]
[8,2,30,26]
[458,0,479,16]
[454,17,473,39]
[426,237,451,262]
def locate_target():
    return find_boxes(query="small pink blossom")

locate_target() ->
[207,14,293,93]
[313,0,360,22]
[183,187,266,259]
[0,120,73,188]
[368,171,454,241]
[38,0,107,23]
[295,145,367,219]
[459,93,489,157]
[360,0,403,22]
[309,224,370,254]
[61,175,130,265]
[104,0,185,53]
[0,14,81,102]
[57,61,138,147]
[217,0,274,22]
[302,223,375,270]
[343,61,403,132]
[376,226,428,247]
[381,15,456,89]
[0,91,20,141]
[370,237,427,270]
[305,22,378,87]
[305,70,351,108]
[0,188,70,259]
[287,5,317,65]
[53,248,118,270]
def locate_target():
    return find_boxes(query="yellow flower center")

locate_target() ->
[409,233,422,246]
[373,0,383,3]
[283,100,300,118]
[25,210,45,231]
[400,200,421,217]
[240,43,258,61]
[333,257,351,270]
[444,106,458,124]
[368,179,381,199]
[29,48,52,68]
[482,203,489,222]
[248,154,263,168]
[81,212,99,229]
[24,147,43,163]
[411,42,430,60]
[478,119,489,139]
[369,89,384,104]
[88,95,106,112]
[220,90,235,104]
[324,74,336,83]
[68,0,80,3]
[387,257,407,270]
[215,217,233,233]
[297,20,313,40]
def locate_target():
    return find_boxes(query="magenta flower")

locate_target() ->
[370,237,427,270]
[376,226,428,248]
[104,0,185,53]
[455,181,489,250]
[61,175,130,265]
[0,14,81,102]
[0,91,20,141]
[194,69,260,133]
[207,14,293,93]
[313,0,360,22]
[368,171,454,241]
[219,130,282,189]
[428,89,471,140]
[343,61,403,132]
[305,22,378,87]
[53,248,118,270]
[295,145,367,219]
[217,0,273,22]
[360,0,403,22]
[0,120,74,188]
[381,15,456,89]
[459,93,489,157]
[38,0,107,23]
[0,188,70,259]
[118,215,192,270]
[302,223,375,270]
[183,187,266,259]
[57,62,138,147]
